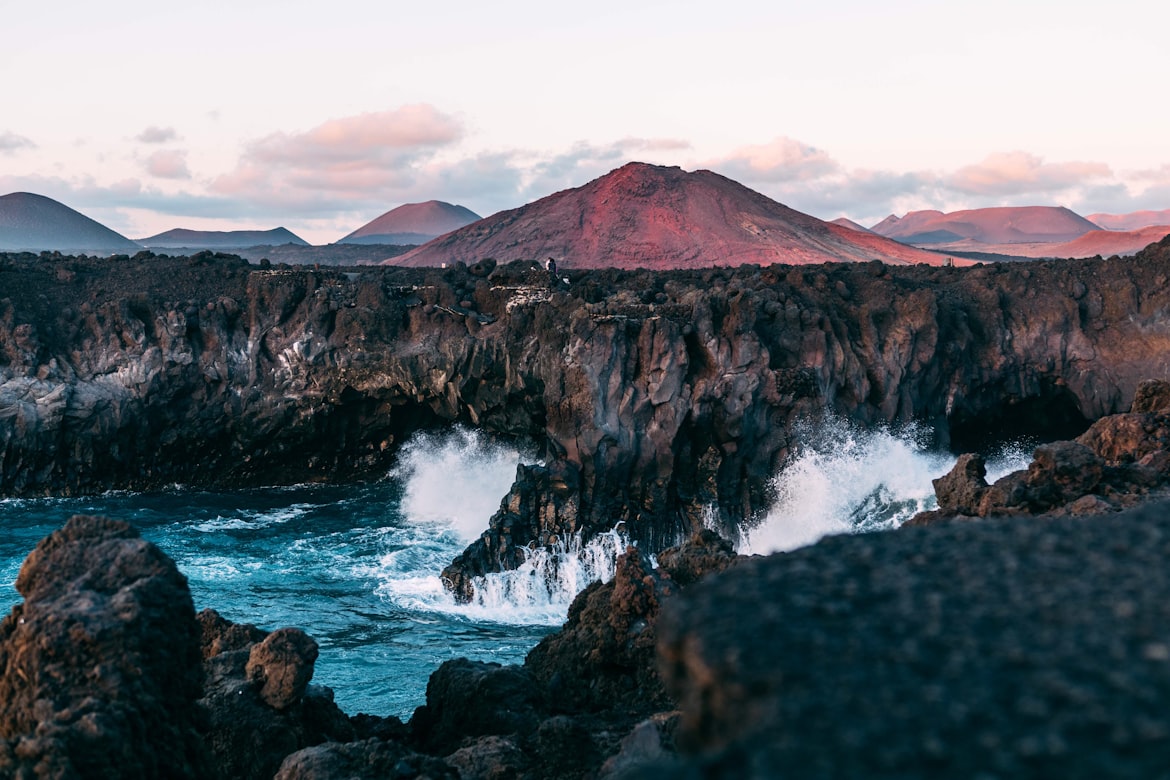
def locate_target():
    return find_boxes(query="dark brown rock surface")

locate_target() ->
[0,515,210,779]
[654,501,1170,779]
[5,242,1170,591]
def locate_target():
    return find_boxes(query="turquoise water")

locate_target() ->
[0,429,612,720]
[0,423,1033,720]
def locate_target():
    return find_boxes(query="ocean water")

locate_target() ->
[0,423,1032,719]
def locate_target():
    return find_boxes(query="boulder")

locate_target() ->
[656,502,1170,778]
[0,515,211,778]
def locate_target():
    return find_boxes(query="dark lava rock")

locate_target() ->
[410,659,549,756]
[6,246,1170,596]
[0,515,211,779]
[525,533,742,718]
[198,611,354,780]
[275,738,457,780]
[656,501,1170,778]
[931,452,988,515]
[912,380,1170,527]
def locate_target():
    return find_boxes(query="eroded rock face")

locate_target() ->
[0,515,211,779]
[5,244,1170,589]
[911,379,1170,526]
[655,502,1170,778]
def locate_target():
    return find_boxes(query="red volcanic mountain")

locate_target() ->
[340,201,481,245]
[872,207,1099,246]
[386,163,951,269]
[0,192,139,253]
[978,225,1170,259]
[1087,209,1170,231]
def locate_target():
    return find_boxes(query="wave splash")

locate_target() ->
[390,426,528,542]
[739,418,1033,556]
[376,427,631,625]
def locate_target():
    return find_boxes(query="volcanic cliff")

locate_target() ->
[4,240,1170,591]
[387,163,952,269]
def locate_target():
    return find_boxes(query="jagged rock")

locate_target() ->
[1130,378,1170,413]
[0,515,211,778]
[656,502,1170,778]
[930,453,988,515]
[444,735,528,779]
[198,612,354,780]
[655,529,740,587]
[442,462,582,601]
[275,738,458,780]
[597,712,681,779]
[410,659,548,756]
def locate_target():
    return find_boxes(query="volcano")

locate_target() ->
[384,163,952,269]
[0,192,140,253]
[340,201,481,245]
[871,206,1099,246]
[139,227,308,249]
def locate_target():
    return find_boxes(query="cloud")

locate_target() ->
[210,104,465,214]
[709,137,840,183]
[144,149,191,180]
[0,131,35,154]
[137,126,179,144]
[946,151,1112,197]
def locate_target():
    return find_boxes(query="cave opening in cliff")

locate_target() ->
[946,385,1091,456]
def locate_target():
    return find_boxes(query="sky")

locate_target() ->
[2,0,1169,244]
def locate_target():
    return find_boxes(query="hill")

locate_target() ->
[0,192,140,253]
[1087,209,1170,231]
[339,201,480,245]
[385,163,953,269]
[139,227,308,249]
[871,206,1099,245]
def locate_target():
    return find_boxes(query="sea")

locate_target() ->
[0,422,1030,720]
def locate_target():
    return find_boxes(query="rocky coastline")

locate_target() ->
[7,244,1170,775]
[4,239,1170,594]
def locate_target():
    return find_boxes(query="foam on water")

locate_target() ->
[739,417,1034,555]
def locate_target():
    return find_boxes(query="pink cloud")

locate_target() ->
[947,151,1111,196]
[708,137,840,183]
[145,149,191,179]
[210,104,463,209]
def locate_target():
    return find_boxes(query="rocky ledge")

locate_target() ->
[909,378,1170,526]
[5,240,1170,597]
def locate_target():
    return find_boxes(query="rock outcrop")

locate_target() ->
[910,378,1170,526]
[5,241,1170,593]
[0,516,210,778]
[653,500,1170,779]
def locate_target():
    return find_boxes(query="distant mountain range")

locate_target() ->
[0,192,139,253]
[868,206,1170,258]
[4,183,1170,265]
[386,163,951,269]
[1087,209,1170,231]
[138,227,308,249]
[871,207,1099,245]
[339,201,480,245]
